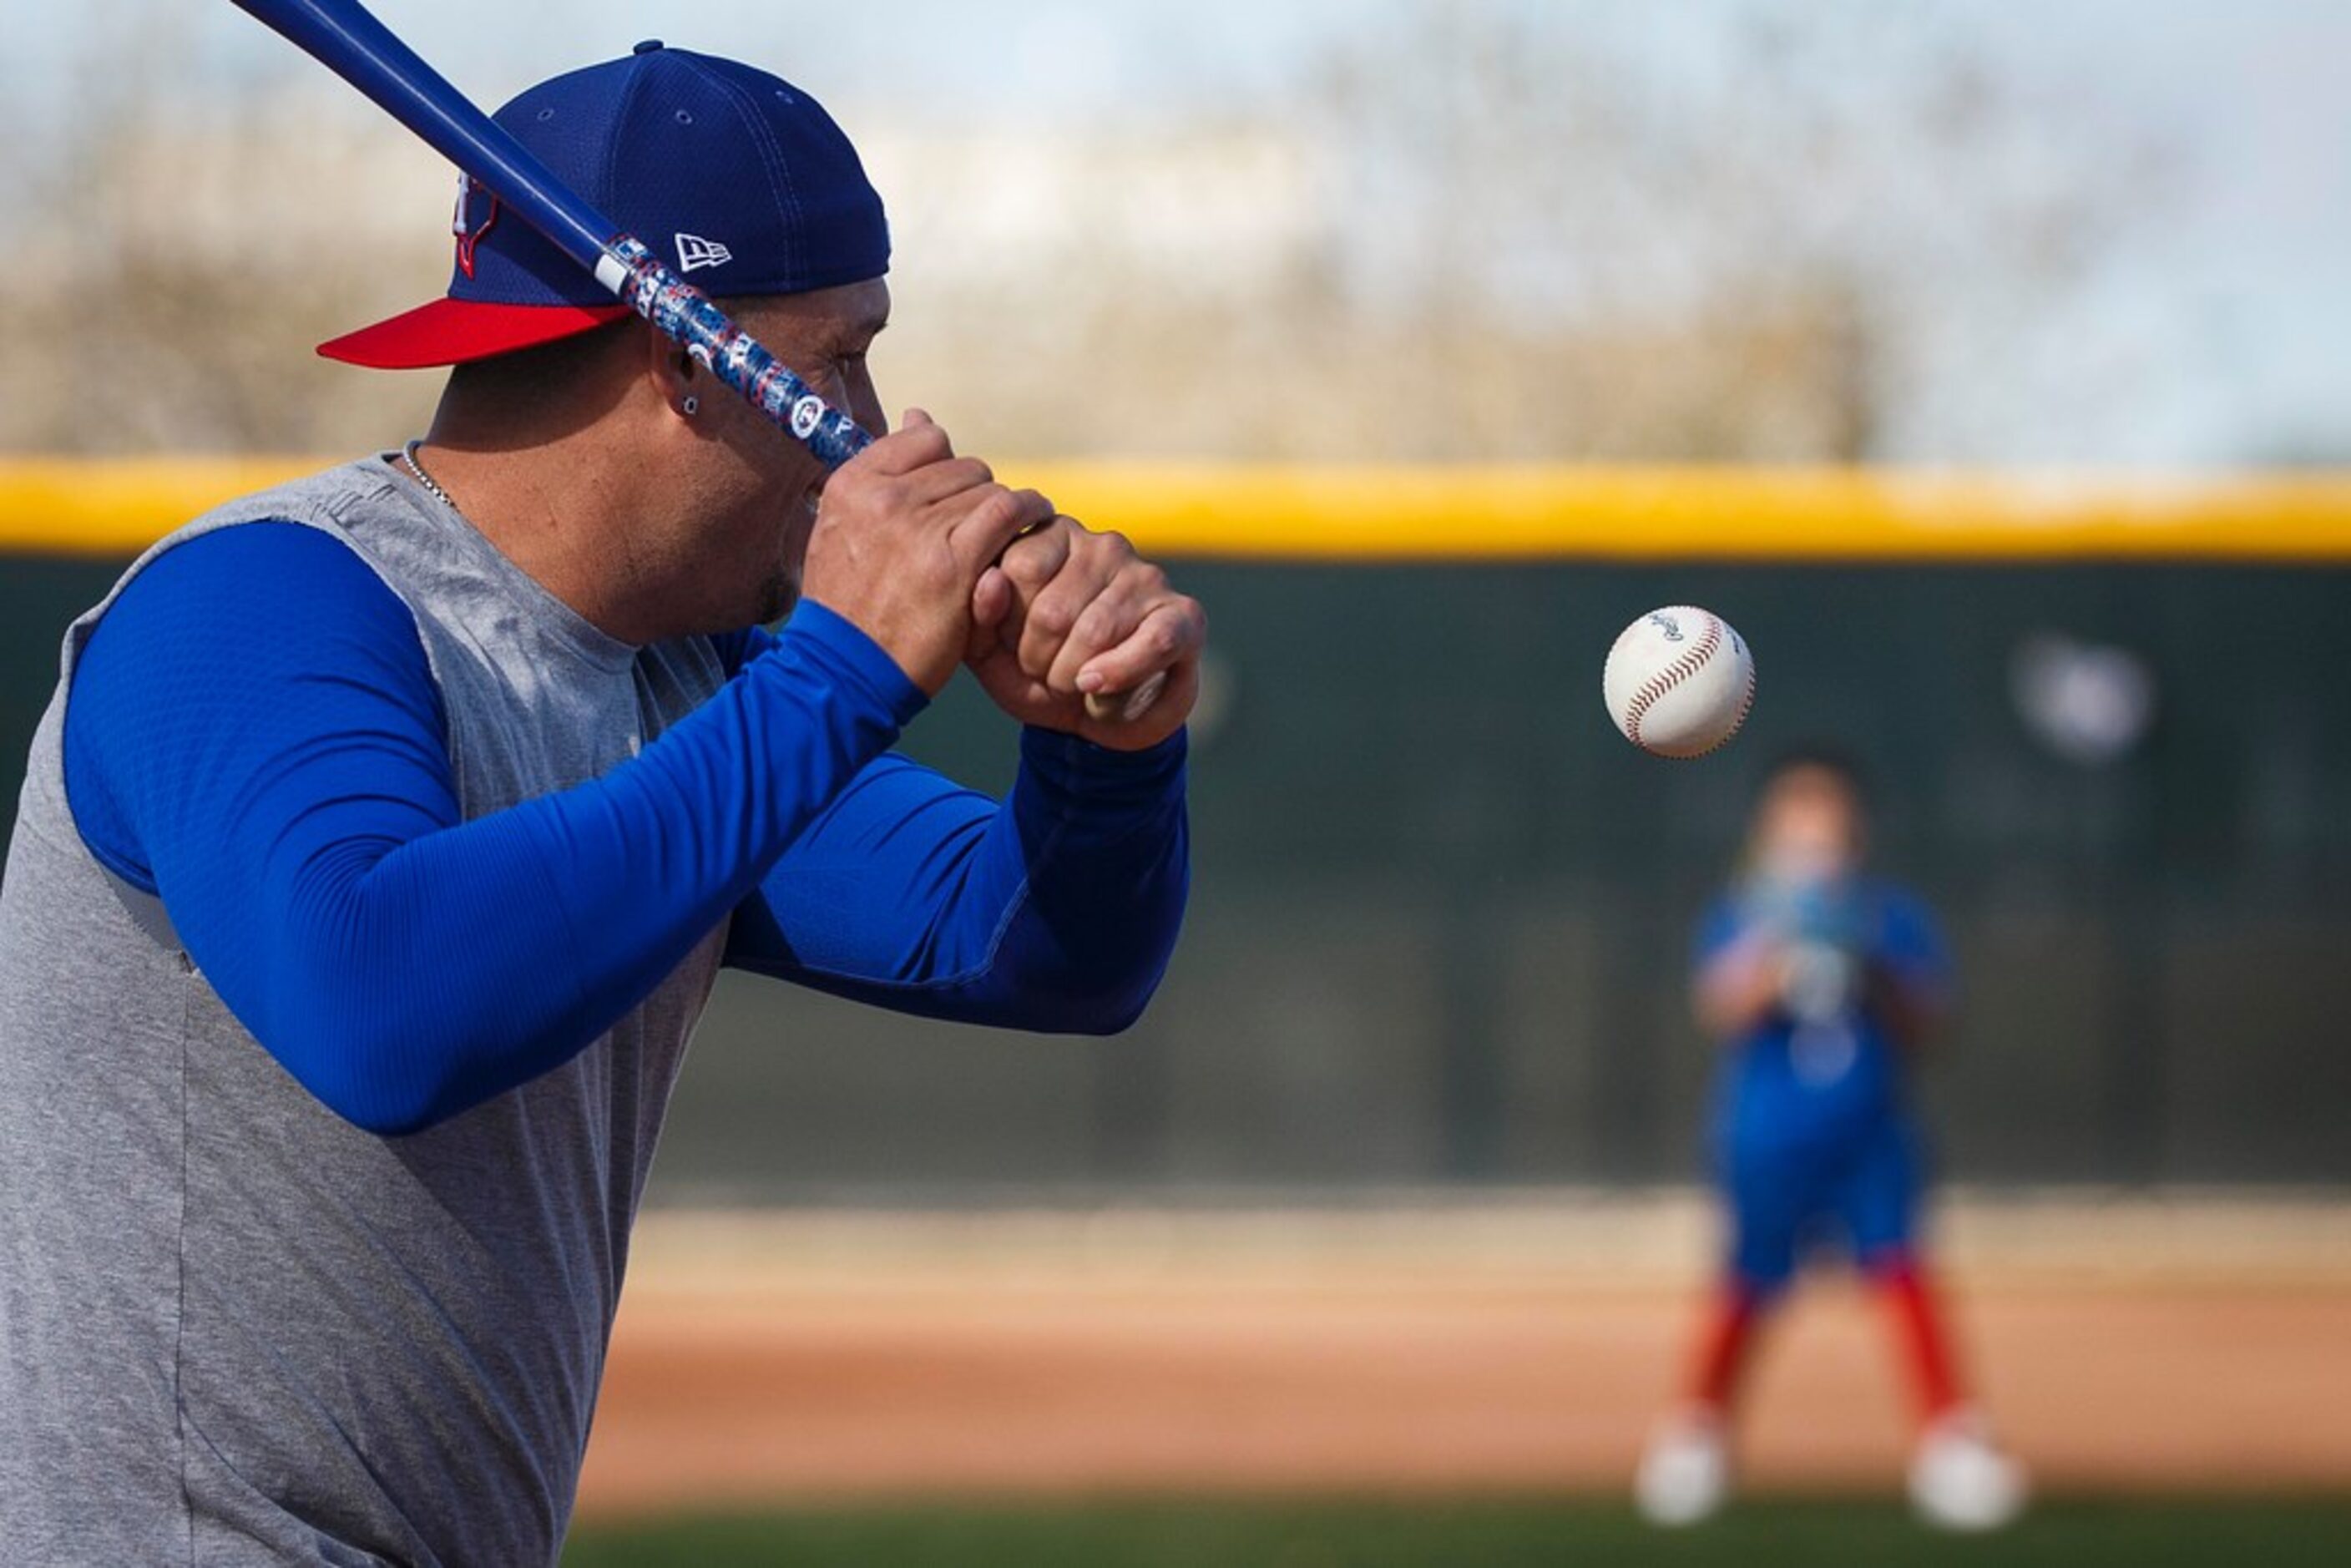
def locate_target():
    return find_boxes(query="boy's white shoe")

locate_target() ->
[1909,1409,2028,1531]
[1635,1407,1731,1526]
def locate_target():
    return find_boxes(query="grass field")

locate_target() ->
[561,1496,2351,1567]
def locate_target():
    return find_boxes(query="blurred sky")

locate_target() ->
[8,0,2348,464]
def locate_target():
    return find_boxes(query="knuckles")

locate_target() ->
[1001,536,1068,588]
[1068,598,1123,645]
[970,484,1021,531]
[879,423,953,469]
[821,465,908,519]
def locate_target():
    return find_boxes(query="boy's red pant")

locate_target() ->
[1687,1254,1963,1425]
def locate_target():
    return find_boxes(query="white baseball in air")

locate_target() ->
[1603,606,1756,758]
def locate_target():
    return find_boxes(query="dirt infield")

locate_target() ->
[575,1198,2351,1519]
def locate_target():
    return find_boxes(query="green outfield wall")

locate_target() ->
[6,464,2348,1196]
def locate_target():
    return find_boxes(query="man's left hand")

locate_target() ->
[966,517,1206,751]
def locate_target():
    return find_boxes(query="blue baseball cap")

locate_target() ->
[321,41,889,368]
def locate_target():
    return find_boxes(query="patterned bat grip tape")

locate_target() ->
[607,237,873,470]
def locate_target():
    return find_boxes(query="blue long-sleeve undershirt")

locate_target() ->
[715,624,1190,1029]
[63,521,1188,1136]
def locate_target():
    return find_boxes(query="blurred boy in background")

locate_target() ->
[1635,751,2026,1531]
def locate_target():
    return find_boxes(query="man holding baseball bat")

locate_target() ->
[0,43,1198,1565]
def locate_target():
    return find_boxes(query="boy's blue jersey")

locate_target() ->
[1695,876,1951,1157]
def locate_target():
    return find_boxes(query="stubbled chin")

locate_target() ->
[756,574,798,627]
[765,493,818,625]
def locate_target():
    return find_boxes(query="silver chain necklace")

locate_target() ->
[399,440,458,513]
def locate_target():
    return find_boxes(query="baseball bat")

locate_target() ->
[230,0,1167,723]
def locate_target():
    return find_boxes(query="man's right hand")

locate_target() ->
[799,410,1054,695]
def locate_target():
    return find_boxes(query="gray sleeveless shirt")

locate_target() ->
[0,458,733,1565]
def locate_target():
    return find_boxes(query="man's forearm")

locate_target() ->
[726,727,1189,1034]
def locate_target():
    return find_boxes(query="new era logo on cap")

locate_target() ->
[676,233,733,272]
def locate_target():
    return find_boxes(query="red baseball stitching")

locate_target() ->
[1623,612,1727,751]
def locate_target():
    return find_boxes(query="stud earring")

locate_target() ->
[681,396,699,417]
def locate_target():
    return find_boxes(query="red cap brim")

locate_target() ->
[316,298,635,369]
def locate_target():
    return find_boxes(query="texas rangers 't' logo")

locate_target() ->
[452,173,500,280]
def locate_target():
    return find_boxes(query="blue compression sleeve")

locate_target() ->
[65,522,923,1135]
[720,627,1189,1034]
